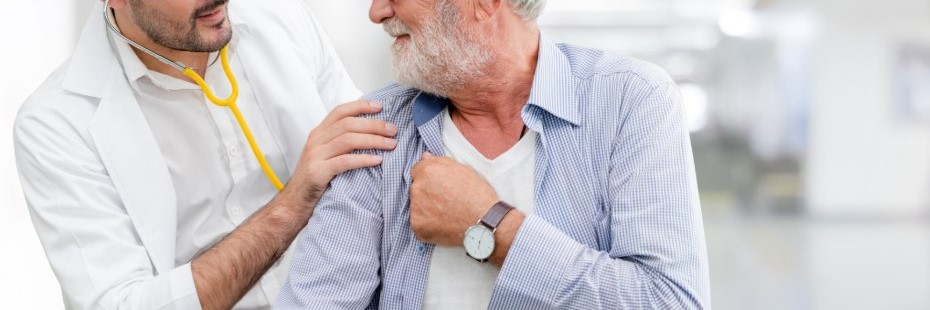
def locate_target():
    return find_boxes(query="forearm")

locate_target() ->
[492,215,708,309]
[191,192,315,310]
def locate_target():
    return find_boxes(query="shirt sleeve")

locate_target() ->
[13,106,202,310]
[490,81,711,309]
[275,165,383,309]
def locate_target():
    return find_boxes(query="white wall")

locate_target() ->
[806,0,930,217]
[303,1,395,93]
[0,2,84,308]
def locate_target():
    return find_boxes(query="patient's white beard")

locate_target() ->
[383,4,493,98]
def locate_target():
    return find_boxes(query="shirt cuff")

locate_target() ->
[493,214,582,306]
[169,263,203,310]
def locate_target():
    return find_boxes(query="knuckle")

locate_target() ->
[367,120,383,133]
[356,134,377,145]
[332,104,348,116]
[360,119,378,133]
[321,137,343,154]
[368,135,385,147]
[333,155,353,168]
[411,168,424,180]
[413,166,428,178]
[333,117,350,130]
[338,102,362,115]
[354,118,374,132]
[307,148,326,162]
[423,164,438,176]
[308,128,320,141]
[333,134,354,154]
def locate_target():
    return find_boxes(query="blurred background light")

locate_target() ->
[719,9,762,38]
[680,83,710,133]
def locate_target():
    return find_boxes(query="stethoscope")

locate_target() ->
[103,0,284,191]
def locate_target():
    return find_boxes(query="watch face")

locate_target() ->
[464,225,495,260]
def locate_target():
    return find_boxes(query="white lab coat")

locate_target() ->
[13,2,360,309]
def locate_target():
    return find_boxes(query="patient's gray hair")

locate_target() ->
[509,0,546,21]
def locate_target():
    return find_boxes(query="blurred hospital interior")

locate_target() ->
[2,0,930,309]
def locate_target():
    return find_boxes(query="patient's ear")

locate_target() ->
[474,0,503,21]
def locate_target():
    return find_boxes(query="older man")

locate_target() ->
[277,0,710,309]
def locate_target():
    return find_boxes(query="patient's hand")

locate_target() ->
[409,153,499,246]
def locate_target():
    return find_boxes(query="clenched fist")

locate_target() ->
[408,152,499,246]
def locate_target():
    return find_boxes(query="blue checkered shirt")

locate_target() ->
[276,36,711,309]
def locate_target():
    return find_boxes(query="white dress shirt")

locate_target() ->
[113,26,293,310]
[422,108,537,309]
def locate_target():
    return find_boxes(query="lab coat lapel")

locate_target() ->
[233,20,326,176]
[88,77,177,275]
[74,3,177,274]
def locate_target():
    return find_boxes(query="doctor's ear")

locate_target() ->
[474,0,503,21]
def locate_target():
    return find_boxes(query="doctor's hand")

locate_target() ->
[278,100,397,213]
[409,153,500,246]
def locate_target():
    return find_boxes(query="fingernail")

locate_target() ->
[385,138,397,148]
[386,123,398,135]
[370,101,384,109]
[423,152,433,158]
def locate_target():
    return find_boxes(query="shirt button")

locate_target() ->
[229,146,241,156]
[231,207,241,217]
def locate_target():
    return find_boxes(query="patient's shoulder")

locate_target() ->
[360,84,421,123]
[363,83,420,103]
[559,44,674,88]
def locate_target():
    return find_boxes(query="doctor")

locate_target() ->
[13,0,396,309]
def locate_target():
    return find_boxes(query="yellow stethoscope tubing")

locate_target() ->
[183,49,285,191]
[103,1,284,191]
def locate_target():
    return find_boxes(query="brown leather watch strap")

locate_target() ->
[479,201,514,231]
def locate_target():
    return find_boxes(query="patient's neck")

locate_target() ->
[447,28,539,160]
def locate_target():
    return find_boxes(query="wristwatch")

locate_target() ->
[464,201,514,262]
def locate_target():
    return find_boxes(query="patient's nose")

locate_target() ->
[369,0,395,24]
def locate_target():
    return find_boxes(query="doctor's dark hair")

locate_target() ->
[510,0,547,21]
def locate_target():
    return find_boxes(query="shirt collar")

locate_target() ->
[109,16,148,84]
[412,34,579,128]
[526,35,579,126]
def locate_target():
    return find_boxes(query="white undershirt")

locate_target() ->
[112,33,293,309]
[422,108,537,310]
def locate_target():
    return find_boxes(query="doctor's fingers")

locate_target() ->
[318,154,384,180]
[314,132,397,160]
[312,117,397,145]
[319,100,385,129]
